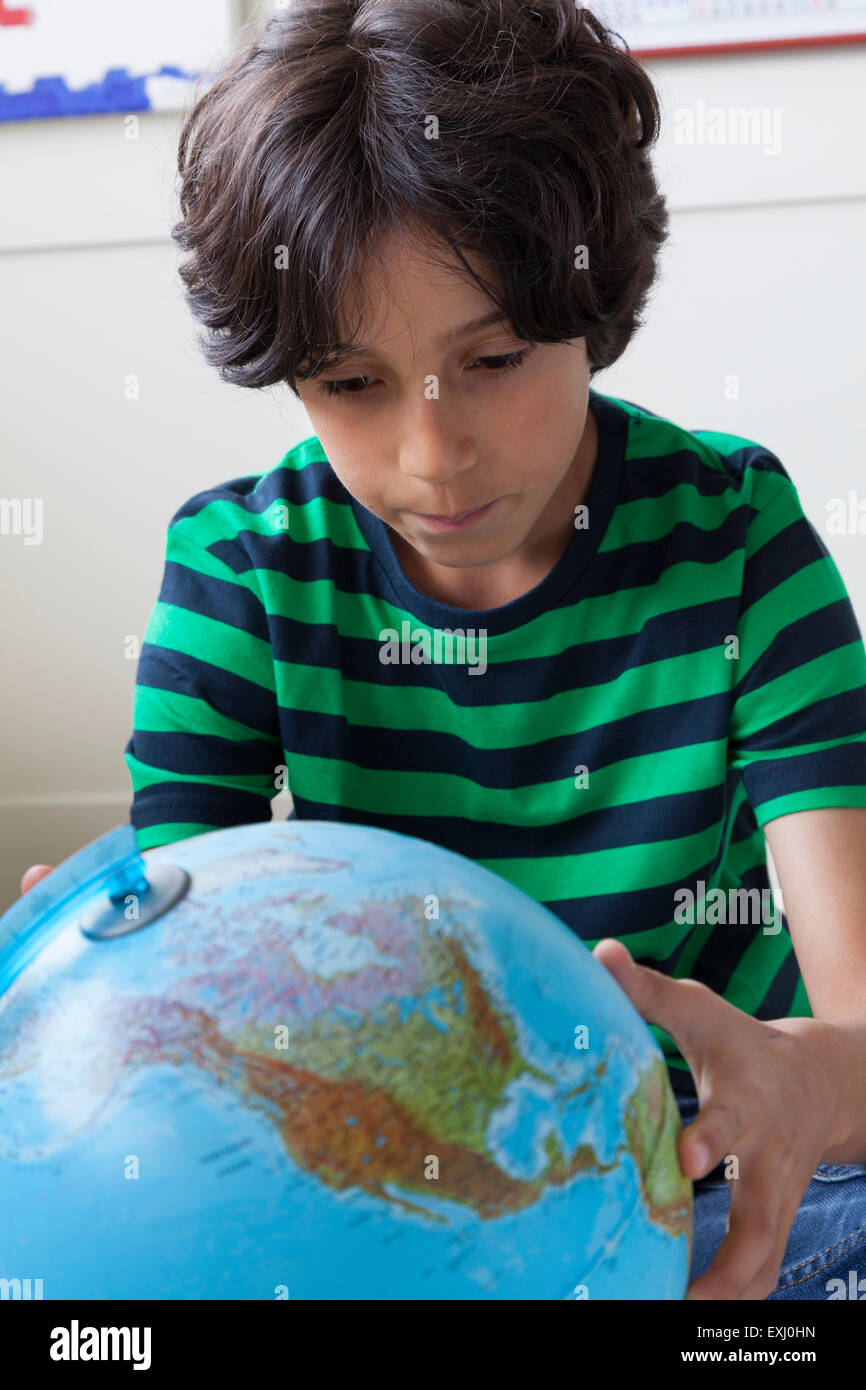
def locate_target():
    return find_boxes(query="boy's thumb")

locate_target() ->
[20,864,54,896]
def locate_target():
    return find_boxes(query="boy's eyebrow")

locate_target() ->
[439,310,512,346]
[327,310,512,360]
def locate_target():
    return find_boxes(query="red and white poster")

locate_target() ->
[591,0,866,57]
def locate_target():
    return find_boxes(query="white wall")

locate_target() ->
[2,19,864,909]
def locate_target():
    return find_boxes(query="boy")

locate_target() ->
[22,0,866,1299]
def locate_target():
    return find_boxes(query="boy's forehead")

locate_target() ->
[327,223,506,357]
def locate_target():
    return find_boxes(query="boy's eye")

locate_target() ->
[466,350,528,376]
[318,349,530,398]
[320,374,377,397]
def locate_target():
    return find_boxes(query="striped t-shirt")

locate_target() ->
[124,388,866,1094]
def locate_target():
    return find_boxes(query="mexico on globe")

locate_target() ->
[0,819,692,1300]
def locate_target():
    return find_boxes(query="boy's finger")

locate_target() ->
[678,1096,741,1181]
[592,937,735,1063]
[687,1169,795,1301]
[20,864,54,896]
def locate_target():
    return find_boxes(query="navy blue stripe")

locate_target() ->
[264,595,738,696]
[741,516,828,612]
[755,941,801,1021]
[129,782,272,831]
[737,692,866,756]
[289,784,724,860]
[207,507,754,606]
[733,600,861,699]
[279,691,732,780]
[126,728,278,778]
[136,647,280,739]
[743,740,866,801]
[157,562,271,641]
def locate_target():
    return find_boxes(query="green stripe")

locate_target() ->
[145,602,277,693]
[692,426,769,459]
[724,932,794,1016]
[619,413,727,469]
[476,823,721,900]
[789,975,813,1019]
[272,437,328,472]
[133,685,281,745]
[738,563,850,677]
[286,743,725,826]
[134,822,221,852]
[280,650,731,743]
[172,495,369,553]
[600,483,750,551]
[125,749,276,798]
[733,642,866,736]
[742,479,802,556]
[258,549,745,653]
[753,785,866,827]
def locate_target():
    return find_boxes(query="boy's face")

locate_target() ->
[294,224,596,601]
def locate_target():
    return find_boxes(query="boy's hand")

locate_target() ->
[593,937,843,1301]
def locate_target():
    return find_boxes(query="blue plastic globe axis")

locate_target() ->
[78,860,190,941]
[0,824,190,992]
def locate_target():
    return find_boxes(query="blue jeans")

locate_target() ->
[677,1093,866,1299]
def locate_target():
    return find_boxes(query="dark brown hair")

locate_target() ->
[173,0,669,394]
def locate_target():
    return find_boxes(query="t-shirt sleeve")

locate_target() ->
[728,469,866,827]
[124,512,283,851]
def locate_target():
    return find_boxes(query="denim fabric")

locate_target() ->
[677,1093,866,1300]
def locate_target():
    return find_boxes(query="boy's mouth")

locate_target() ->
[411,499,500,531]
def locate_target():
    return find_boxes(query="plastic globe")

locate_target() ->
[0,819,692,1299]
